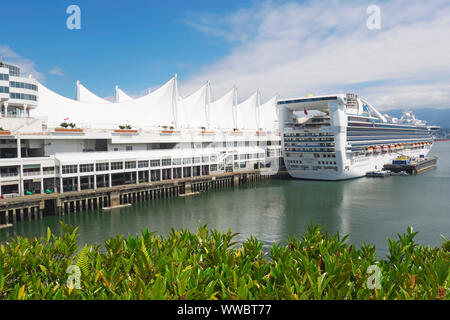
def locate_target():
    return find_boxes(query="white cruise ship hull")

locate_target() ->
[287,146,432,181]
[279,93,436,181]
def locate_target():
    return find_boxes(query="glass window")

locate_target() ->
[62,165,78,174]
[125,161,136,169]
[80,164,94,173]
[150,160,161,167]
[111,162,123,170]
[96,163,109,171]
[138,160,149,168]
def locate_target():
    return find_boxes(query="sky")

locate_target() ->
[1,0,449,110]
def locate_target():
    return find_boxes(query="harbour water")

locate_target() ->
[1,142,449,257]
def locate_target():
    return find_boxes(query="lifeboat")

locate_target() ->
[374,146,382,153]
[382,145,389,152]
[389,145,396,151]
[366,147,374,153]
[399,144,404,150]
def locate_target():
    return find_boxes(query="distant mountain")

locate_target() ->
[382,108,450,128]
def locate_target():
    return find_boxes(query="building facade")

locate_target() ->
[0,61,281,197]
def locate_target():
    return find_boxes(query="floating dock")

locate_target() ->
[383,156,438,174]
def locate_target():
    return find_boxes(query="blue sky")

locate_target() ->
[0,0,251,97]
[1,0,450,109]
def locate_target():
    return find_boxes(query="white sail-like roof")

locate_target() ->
[236,92,259,130]
[209,88,236,129]
[115,86,133,103]
[259,96,278,131]
[35,77,177,128]
[76,81,111,104]
[179,83,209,129]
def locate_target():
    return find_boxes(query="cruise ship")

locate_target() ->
[279,93,437,180]
[0,60,281,197]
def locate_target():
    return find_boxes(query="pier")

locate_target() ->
[383,156,438,174]
[0,169,271,228]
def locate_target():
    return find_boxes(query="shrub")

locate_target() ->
[0,223,448,300]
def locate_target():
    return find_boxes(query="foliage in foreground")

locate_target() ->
[0,223,448,300]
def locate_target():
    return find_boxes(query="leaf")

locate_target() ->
[18,285,25,300]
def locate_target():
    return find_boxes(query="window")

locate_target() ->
[62,165,77,174]
[80,164,94,173]
[125,161,136,169]
[111,162,123,170]
[96,163,109,171]
[210,164,218,172]
[202,156,209,163]
[0,74,9,81]
[172,158,181,166]
[10,92,37,101]
[0,86,9,93]
[9,81,37,91]
[150,160,161,167]
[126,146,133,151]
[193,157,201,164]
[162,159,171,166]
[183,158,192,165]
[138,160,149,168]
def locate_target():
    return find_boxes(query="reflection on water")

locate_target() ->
[1,142,449,257]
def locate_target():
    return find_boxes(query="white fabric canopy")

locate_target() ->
[236,92,259,130]
[35,77,177,128]
[115,86,133,103]
[259,96,278,131]
[179,83,208,129]
[209,88,236,129]
[76,81,111,104]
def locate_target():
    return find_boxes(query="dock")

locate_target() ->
[0,170,272,228]
[383,156,438,174]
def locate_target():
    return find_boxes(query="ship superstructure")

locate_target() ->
[279,93,436,180]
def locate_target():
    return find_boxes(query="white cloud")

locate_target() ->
[181,0,450,109]
[0,45,45,82]
[48,66,64,77]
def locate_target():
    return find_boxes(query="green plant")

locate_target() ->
[60,122,69,128]
[0,223,448,300]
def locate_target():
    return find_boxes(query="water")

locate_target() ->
[1,142,449,257]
